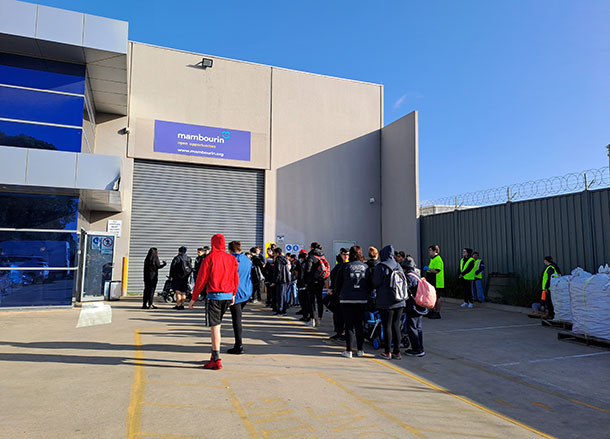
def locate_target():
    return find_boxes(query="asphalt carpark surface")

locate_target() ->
[1,297,609,439]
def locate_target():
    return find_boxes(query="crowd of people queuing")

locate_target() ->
[144,235,564,370]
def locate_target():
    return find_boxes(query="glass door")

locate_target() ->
[80,232,115,301]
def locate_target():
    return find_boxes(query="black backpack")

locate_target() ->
[176,256,192,279]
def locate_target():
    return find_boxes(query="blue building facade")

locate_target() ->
[0,1,127,307]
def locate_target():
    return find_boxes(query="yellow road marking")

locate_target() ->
[372,359,559,439]
[141,401,234,411]
[531,401,553,412]
[569,398,610,414]
[126,330,145,439]
[492,397,518,408]
[221,378,260,439]
[316,371,424,438]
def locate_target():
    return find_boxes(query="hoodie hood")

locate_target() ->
[310,248,324,257]
[379,245,398,270]
[211,234,226,251]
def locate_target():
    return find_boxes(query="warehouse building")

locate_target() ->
[0,0,419,307]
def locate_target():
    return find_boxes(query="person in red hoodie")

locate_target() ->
[189,234,239,370]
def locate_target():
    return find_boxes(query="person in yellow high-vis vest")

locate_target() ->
[459,248,476,308]
[424,244,444,319]
[540,256,561,319]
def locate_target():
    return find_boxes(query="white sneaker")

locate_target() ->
[341,351,352,358]
[310,319,316,328]
[460,303,468,308]
[468,303,474,309]
[356,350,364,357]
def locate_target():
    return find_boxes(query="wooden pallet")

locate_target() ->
[542,319,573,330]
[557,331,610,349]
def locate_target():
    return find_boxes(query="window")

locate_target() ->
[0,193,78,230]
[0,52,85,94]
[0,86,84,127]
[0,119,82,152]
[0,269,75,307]
[0,232,78,268]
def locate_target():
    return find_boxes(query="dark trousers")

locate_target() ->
[297,287,308,311]
[462,279,473,303]
[332,295,344,335]
[143,279,157,307]
[252,282,264,301]
[276,283,289,314]
[429,287,443,317]
[543,291,555,318]
[266,284,277,310]
[307,282,324,319]
[405,306,424,352]
[380,307,403,355]
[342,303,365,351]
[229,301,247,348]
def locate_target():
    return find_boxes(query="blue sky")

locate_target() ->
[34,0,610,201]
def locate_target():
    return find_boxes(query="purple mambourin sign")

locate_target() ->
[153,120,251,161]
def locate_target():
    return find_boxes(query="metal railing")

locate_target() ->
[420,166,610,214]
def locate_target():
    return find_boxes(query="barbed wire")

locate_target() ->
[420,167,610,213]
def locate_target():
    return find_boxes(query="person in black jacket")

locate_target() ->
[328,249,348,340]
[169,246,192,310]
[143,248,166,309]
[264,245,276,310]
[296,250,309,318]
[249,247,265,303]
[304,242,326,326]
[372,245,406,360]
[336,246,370,358]
[272,248,291,316]
[193,246,210,281]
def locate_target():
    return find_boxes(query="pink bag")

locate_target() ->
[408,273,437,309]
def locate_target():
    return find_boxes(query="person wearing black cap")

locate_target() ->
[169,246,192,310]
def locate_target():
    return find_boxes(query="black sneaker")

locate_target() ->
[177,305,185,310]
[227,346,244,355]
[405,349,425,357]
[150,305,158,309]
[328,334,342,341]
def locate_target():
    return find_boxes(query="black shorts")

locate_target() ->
[172,278,189,293]
[208,299,232,327]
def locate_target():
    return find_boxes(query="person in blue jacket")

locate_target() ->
[228,241,252,354]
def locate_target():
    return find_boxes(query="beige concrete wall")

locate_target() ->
[89,113,132,281]
[90,41,417,282]
[127,42,271,170]
[381,111,419,257]
[271,68,384,256]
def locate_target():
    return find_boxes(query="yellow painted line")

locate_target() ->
[141,401,235,411]
[221,378,260,439]
[492,397,518,408]
[317,372,424,438]
[371,359,558,439]
[126,330,145,439]
[569,398,610,414]
[531,401,553,412]
[138,433,199,439]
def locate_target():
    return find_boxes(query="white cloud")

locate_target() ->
[393,93,408,110]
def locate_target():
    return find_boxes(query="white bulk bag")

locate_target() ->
[550,275,572,322]
[569,266,610,340]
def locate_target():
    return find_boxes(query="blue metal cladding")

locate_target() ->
[0,86,84,127]
[0,52,85,94]
[0,119,82,152]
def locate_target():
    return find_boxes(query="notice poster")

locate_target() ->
[154,120,251,161]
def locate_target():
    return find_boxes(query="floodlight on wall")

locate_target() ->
[199,57,213,69]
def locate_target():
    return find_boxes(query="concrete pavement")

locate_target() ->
[1,298,609,439]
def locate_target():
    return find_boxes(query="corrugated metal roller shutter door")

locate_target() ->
[127,159,264,293]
